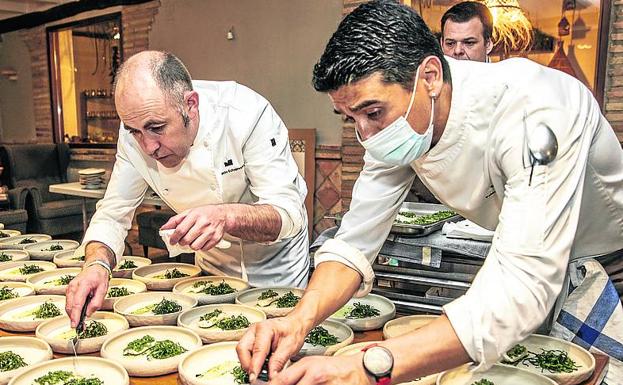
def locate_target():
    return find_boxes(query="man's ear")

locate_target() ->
[422,55,444,97]
[485,38,494,55]
[185,90,200,119]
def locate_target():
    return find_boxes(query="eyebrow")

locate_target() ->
[143,119,165,128]
[333,99,382,115]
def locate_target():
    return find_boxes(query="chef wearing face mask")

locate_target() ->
[236,2,623,385]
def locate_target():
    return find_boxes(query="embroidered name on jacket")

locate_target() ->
[222,164,245,175]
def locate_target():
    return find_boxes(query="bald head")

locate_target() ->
[115,51,193,110]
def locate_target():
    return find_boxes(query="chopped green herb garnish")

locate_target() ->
[163,268,189,279]
[0,252,11,262]
[395,210,455,225]
[305,326,339,347]
[0,232,10,238]
[118,260,137,269]
[346,302,380,319]
[275,291,300,308]
[19,264,44,275]
[523,349,580,373]
[64,378,104,385]
[78,320,108,339]
[258,289,279,300]
[43,244,63,251]
[123,335,155,355]
[503,344,527,363]
[107,287,132,297]
[232,365,249,384]
[471,380,494,385]
[216,315,250,330]
[0,286,17,301]
[197,281,236,295]
[0,350,27,372]
[34,370,73,384]
[151,297,182,314]
[33,301,62,319]
[45,275,74,286]
[18,237,36,244]
[199,309,223,322]
[70,255,85,261]
[122,335,186,360]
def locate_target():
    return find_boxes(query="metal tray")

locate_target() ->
[326,202,461,237]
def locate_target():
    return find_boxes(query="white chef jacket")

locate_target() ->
[82,80,310,288]
[315,57,623,367]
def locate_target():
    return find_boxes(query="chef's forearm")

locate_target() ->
[223,203,282,242]
[287,262,362,332]
[84,241,116,268]
[380,315,470,382]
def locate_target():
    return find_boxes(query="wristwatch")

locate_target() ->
[361,344,394,385]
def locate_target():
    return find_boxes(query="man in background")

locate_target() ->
[440,1,493,62]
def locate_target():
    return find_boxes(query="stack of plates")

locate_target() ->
[79,168,106,190]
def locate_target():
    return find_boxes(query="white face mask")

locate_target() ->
[358,65,435,166]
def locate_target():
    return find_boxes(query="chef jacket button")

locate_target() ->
[163,188,169,195]
[209,185,216,191]
[204,140,209,147]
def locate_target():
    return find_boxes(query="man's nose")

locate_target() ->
[141,135,160,156]
[453,43,465,57]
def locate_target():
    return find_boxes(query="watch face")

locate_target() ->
[363,346,394,377]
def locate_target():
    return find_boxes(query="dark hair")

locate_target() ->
[151,52,193,107]
[441,1,494,41]
[312,0,450,93]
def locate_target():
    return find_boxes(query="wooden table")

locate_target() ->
[0,327,608,385]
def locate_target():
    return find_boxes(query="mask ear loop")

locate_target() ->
[404,67,421,119]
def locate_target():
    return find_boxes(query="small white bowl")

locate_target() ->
[0,282,35,302]
[26,267,81,295]
[35,311,129,354]
[0,261,57,282]
[0,234,51,250]
[103,278,148,310]
[438,363,557,385]
[100,325,202,377]
[235,287,305,318]
[23,240,79,261]
[177,303,266,344]
[173,276,251,305]
[500,334,595,385]
[178,341,246,385]
[114,291,197,327]
[0,250,29,263]
[7,356,129,385]
[0,229,21,240]
[132,262,202,291]
[52,249,84,268]
[0,294,65,332]
[296,319,354,358]
[329,294,396,331]
[383,315,439,339]
[112,256,152,279]
[0,336,52,385]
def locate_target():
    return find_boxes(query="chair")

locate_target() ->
[137,208,175,259]
[0,143,95,236]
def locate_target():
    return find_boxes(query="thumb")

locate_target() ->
[269,341,295,378]
[160,212,186,230]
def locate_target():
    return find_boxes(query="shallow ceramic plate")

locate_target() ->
[0,230,21,240]
[329,294,396,331]
[500,334,595,385]
[173,276,251,305]
[178,341,246,385]
[177,303,266,344]
[0,337,52,385]
[296,319,354,358]
[0,282,34,302]
[35,311,129,354]
[0,250,29,263]
[112,256,151,279]
[0,261,57,282]
[0,294,65,332]
[383,315,439,339]
[52,249,85,268]
[7,356,129,385]
[100,325,202,377]
[0,234,51,250]
[438,363,557,385]
[26,267,81,295]
[235,287,305,318]
[103,278,147,310]
[114,291,197,327]
[334,340,429,385]
[23,240,80,261]
[132,263,202,291]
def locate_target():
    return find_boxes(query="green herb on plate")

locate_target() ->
[199,309,223,322]
[216,315,250,330]
[162,268,188,279]
[45,275,75,286]
[0,286,17,301]
[197,281,236,295]
[118,260,137,269]
[305,326,339,347]
[346,302,380,319]
[33,301,62,319]
[34,370,74,385]
[107,287,132,298]
[123,335,156,355]
[232,365,249,384]
[471,380,494,385]
[0,350,27,372]
[0,232,10,238]
[78,320,108,339]
[0,252,11,262]
[502,344,527,364]
[19,264,44,275]
[395,210,455,225]
[258,289,278,301]
[43,244,63,252]
[275,291,300,308]
[152,297,182,314]
[523,349,580,373]
[70,255,85,261]
[18,238,36,245]
[122,335,186,360]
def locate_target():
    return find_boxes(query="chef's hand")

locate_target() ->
[161,205,227,252]
[269,354,374,385]
[65,242,112,328]
[237,316,309,382]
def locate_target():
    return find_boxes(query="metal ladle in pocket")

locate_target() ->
[524,111,558,185]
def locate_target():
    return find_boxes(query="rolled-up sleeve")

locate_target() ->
[242,98,306,241]
[444,104,595,369]
[314,153,416,296]
[81,135,148,262]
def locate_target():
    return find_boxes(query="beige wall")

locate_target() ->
[0,31,36,143]
[149,0,344,145]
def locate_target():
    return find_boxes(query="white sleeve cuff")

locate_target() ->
[273,205,296,241]
[314,238,375,297]
[443,295,488,371]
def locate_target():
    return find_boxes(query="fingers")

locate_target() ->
[160,210,188,231]
[269,338,296,379]
[68,279,91,328]
[269,359,308,385]
[249,323,278,383]
[65,268,109,327]
[190,231,211,251]
[199,227,224,252]
[168,213,196,245]
[87,279,109,316]
[236,324,257,372]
